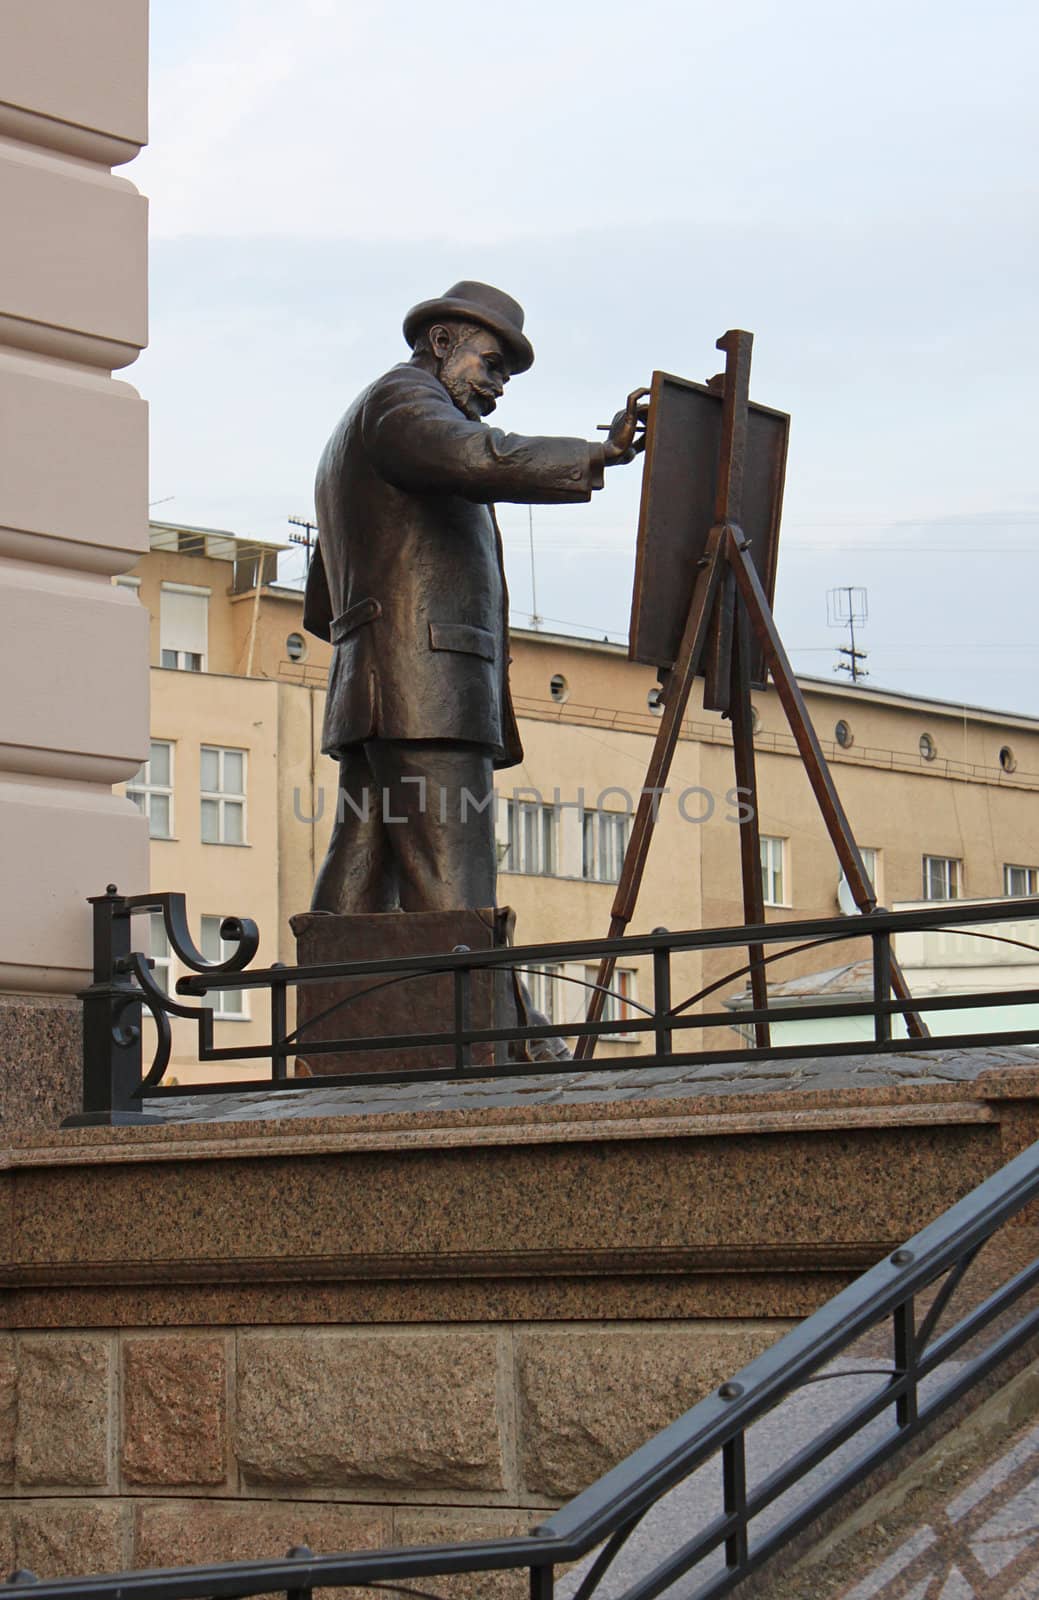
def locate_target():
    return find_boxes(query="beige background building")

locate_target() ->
[120,523,1039,1082]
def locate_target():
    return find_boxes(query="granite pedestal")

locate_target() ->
[290,906,520,1075]
[2,1053,1037,1590]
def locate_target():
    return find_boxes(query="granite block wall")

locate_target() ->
[0,1319,784,1582]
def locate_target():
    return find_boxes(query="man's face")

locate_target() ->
[436,326,510,420]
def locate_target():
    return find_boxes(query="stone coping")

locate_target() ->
[1,1049,1034,1330]
[2,1048,1035,1168]
[141,1045,1039,1127]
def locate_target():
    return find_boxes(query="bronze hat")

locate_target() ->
[402,280,534,373]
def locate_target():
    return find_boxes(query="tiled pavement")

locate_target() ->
[839,1413,1039,1598]
[144,1045,1038,1124]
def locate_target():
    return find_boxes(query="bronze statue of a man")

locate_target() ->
[303,280,644,914]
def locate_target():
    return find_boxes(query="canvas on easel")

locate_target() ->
[629,370,789,697]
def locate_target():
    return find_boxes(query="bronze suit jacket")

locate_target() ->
[303,362,605,769]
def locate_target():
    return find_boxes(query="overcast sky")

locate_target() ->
[133,0,1038,715]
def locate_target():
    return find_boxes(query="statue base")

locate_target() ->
[289,907,520,1076]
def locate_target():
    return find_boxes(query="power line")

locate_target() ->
[785,544,1039,554]
[790,644,1039,654]
[785,519,1039,529]
[508,616,1039,656]
[499,532,1039,555]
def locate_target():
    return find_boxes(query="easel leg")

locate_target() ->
[573,529,727,1061]
[726,533,929,1039]
[729,606,770,1048]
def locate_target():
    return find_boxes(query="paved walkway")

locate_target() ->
[144,1044,1037,1124]
[835,1411,1039,1599]
[555,1362,1039,1600]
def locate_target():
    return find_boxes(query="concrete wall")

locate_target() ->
[230,586,322,686]
[0,1,150,1131]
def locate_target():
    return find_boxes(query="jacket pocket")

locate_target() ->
[330,597,382,643]
[428,621,496,661]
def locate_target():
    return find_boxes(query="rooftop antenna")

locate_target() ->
[288,514,318,577]
[527,506,542,629]
[827,585,869,682]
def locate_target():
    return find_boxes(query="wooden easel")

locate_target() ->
[575,330,926,1059]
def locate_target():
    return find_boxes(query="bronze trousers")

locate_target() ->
[311,739,497,914]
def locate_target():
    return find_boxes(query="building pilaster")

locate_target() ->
[0,1,150,1126]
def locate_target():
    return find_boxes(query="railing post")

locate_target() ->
[893,1293,919,1428]
[530,1563,554,1600]
[452,947,473,1070]
[873,929,893,1044]
[270,965,289,1082]
[73,886,154,1126]
[653,938,673,1060]
[722,1430,749,1570]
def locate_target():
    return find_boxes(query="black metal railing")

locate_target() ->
[7,1134,1039,1600]
[75,889,1039,1123]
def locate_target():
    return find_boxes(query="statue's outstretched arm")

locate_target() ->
[362,371,605,506]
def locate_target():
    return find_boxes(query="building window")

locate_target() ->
[999,745,1017,774]
[1004,864,1039,897]
[201,746,247,844]
[647,685,664,714]
[859,845,878,890]
[759,835,787,906]
[923,855,961,900]
[582,810,630,883]
[500,799,557,875]
[162,650,204,672]
[838,846,879,911]
[549,674,569,703]
[148,912,172,996]
[286,632,307,662]
[160,583,209,671]
[523,963,564,1024]
[199,916,247,1018]
[835,719,853,749]
[919,732,937,762]
[583,964,638,1040]
[127,741,174,838]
